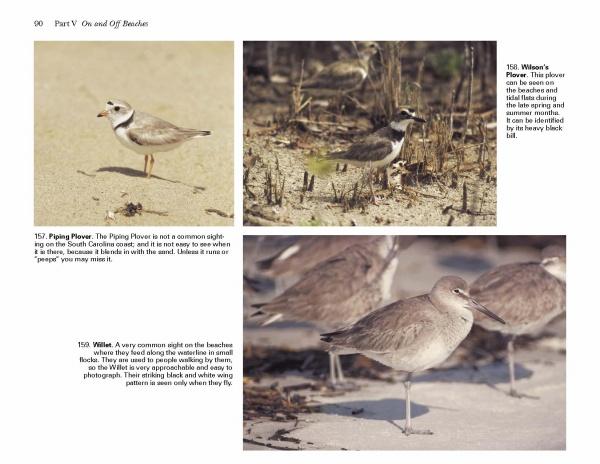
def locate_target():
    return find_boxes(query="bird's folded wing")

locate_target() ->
[304,60,365,89]
[127,114,188,146]
[329,139,392,163]
[471,263,566,325]
[258,245,383,317]
[322,297,436,353]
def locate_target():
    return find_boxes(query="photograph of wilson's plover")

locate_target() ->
[35,42,233,226]
[243,235,566,450]
[243,41,497,226]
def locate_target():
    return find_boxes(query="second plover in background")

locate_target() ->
[321,276,505,435]
[470,245,566,397]
[97,99,211,178]
[300,41,379,95]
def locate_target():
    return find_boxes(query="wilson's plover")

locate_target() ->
[300,42,379,94]
[97,99,211,178]
[326,107,425,200]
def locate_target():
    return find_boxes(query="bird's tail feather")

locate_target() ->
[181,128,211,138]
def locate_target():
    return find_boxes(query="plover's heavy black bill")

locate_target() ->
[467,298,506,324]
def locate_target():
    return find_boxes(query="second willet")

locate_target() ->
[470,245,566,397]
[321,276,505,435]
[250,236,413,386]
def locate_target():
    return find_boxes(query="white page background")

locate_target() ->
[1,1,597,463]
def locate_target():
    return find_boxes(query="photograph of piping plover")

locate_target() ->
[96,99,212,178]
[244,236,566,449]
[35,42,233,226]
[243,41,496,226]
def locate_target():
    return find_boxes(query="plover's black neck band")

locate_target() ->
[390,128,405,142]
[113,111,135,131]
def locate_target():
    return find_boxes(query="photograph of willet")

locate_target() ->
[243,41,496,226]
[243,235,565,450]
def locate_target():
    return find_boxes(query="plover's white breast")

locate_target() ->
[369,139,404,168]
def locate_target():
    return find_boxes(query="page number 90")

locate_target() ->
[34,20,43,27]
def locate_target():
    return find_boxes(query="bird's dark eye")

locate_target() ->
[452,288,460,294]
[114,106,120,111]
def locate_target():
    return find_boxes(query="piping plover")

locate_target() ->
[97,99,211,178]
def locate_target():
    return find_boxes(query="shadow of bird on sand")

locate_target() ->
[95,166,206,191]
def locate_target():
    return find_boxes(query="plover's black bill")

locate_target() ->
[467,298,506,324]
[412,116,427,123]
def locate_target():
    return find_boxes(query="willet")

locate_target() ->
[321,276,505,435]
[250,236,414,386]
[470,245,566,397]
[254,236,388,279]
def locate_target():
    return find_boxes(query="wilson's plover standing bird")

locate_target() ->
[470,245,566,398]
[97,99,211,178]
[250,236,413,387]
[300,41,379,95]
[325,107,425,201]
[321,276,505,435]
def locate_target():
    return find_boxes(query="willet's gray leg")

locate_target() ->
[507,336,517,396]
[503,335,539,399]
[404,373,412,433]
[402,373,433,436]
[328,352,336,385]
[334,354,345,383]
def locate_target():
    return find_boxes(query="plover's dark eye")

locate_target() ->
[107,101,113,105]
[452,288,460,294]
[114,106,120,111]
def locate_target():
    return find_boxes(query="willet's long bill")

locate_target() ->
[251,236,413,387]
[321,276,505,435]
[470,245,566,398]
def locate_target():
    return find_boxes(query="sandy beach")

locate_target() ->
[34,42,233,226]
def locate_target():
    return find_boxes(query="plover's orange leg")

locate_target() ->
[144,155,149,175]
[147,154,155,178]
